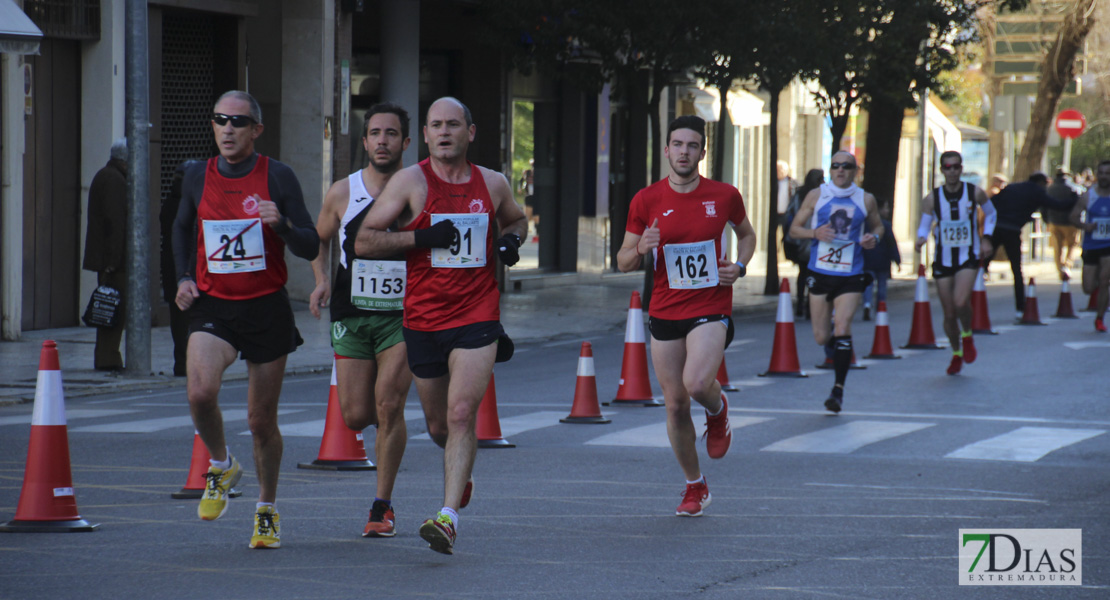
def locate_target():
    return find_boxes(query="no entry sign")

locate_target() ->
[1055,109,1086,139]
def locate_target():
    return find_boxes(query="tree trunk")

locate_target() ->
[862,96,905,209]
[764,85,782,295]
[1014,0,1097,181]
[713,82,729,181]
[648,74,667,183]
[829,111,850,156]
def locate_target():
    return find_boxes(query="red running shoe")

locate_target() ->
[1096,318,1107,333]
[460,477,473,509]
[362,500,396,538]
[962,335,977,364]
[947,354,963,375]
[676,478,711,517]
[703,393,732,459]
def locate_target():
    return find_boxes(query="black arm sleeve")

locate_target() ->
[268,160,320,260]
[172,162,207,284]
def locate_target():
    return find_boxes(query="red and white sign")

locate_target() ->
[1055,109,1086,139]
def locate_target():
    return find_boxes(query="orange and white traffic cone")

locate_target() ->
[1082,287,1098,313]
[1054,277,1078,319]
[902,264,942,349]
[477,371,515,448]
[608,291,661,406]
[297,359,376,470]
[970,266,997,335]
[716,359,739,392]
[561,342,611,424]
[0,341,98,532]
[1017,277,1046,325]
[759,278,807,377]
[171,431,244,499]
[864,301,901,359]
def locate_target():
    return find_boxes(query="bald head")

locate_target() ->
[427,97,472,127]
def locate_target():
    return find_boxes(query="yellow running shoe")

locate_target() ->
[249,505,281,549]
[419,512,456,555]
[197,455,243,521]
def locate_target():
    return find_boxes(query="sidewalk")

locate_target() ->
[6,257,1062,406]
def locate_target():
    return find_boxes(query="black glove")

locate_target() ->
[497,233,522,266]
[414,219,456,249]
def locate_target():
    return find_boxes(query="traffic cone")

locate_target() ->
[902,264,942,349]
[608,291,662,406]
[1054,277,1078,319]
[864,301,901,359]
[716,359,739,392]
[171,431,244,499]
[0,341,98,532]
[1082,287,1098,313]
[970,266,997,334]
[561,342,611,424]
[1017,277,1046,325]
[477,371,515,448]
[298,359,376,470]
[759,278,807,377]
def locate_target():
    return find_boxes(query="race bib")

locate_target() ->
[939,219,973,248]
[203,218,265,274]
[663,240,719,289]
[350,259,405,310]
[1092,218,1110,241]
[430,213,488,268]
[816,240,855,273]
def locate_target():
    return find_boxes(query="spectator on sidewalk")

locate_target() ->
[862,199,901,321]
[83,138,129,371]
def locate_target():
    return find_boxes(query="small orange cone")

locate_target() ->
[1082,287,1098,312]
[759,278,807,377]
[716,359,739,392]
[902,264,942,349]
[1053,277,1078,319]
[298,359,376,470]
[561,342,611,424]
[171,431,244,499]
[864,301,901,359]
[0,341,98,532]
[608,291,661,406]
[1017,277,1047,325]
[477,371,515,448]
[971,266,997,335]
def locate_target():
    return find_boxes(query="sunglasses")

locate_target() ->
[830,162,856,171]
[941,163,963,171]
[212,113,256,128]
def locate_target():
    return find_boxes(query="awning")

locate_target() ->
[0,0,43,56]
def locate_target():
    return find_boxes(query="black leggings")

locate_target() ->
[990,228,1025,312]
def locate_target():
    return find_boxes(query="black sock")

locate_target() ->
[833,336,852,386]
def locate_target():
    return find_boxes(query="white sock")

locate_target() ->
[440,506,459,528]
[209,448,232,470]
[256,502,274,511]
[686,475,705,486]
[706,400,724,417]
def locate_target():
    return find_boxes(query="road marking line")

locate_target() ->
[0,409,138,427]
[945,426,1105,462]
[586,416,771,447]
[762,420,934,454]
[1064,341,1110,350]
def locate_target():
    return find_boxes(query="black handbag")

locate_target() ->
[82,285,122,328]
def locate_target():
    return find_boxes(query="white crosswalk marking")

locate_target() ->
[71,413,211,433]
[586,416,771,448]
[761,420,934,454]
[945,427,1105,462]
[1064,341,1110,350]
[0,409,138,428]
[409,411,568,441]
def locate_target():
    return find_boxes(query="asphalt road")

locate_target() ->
[1,289,1108,599]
